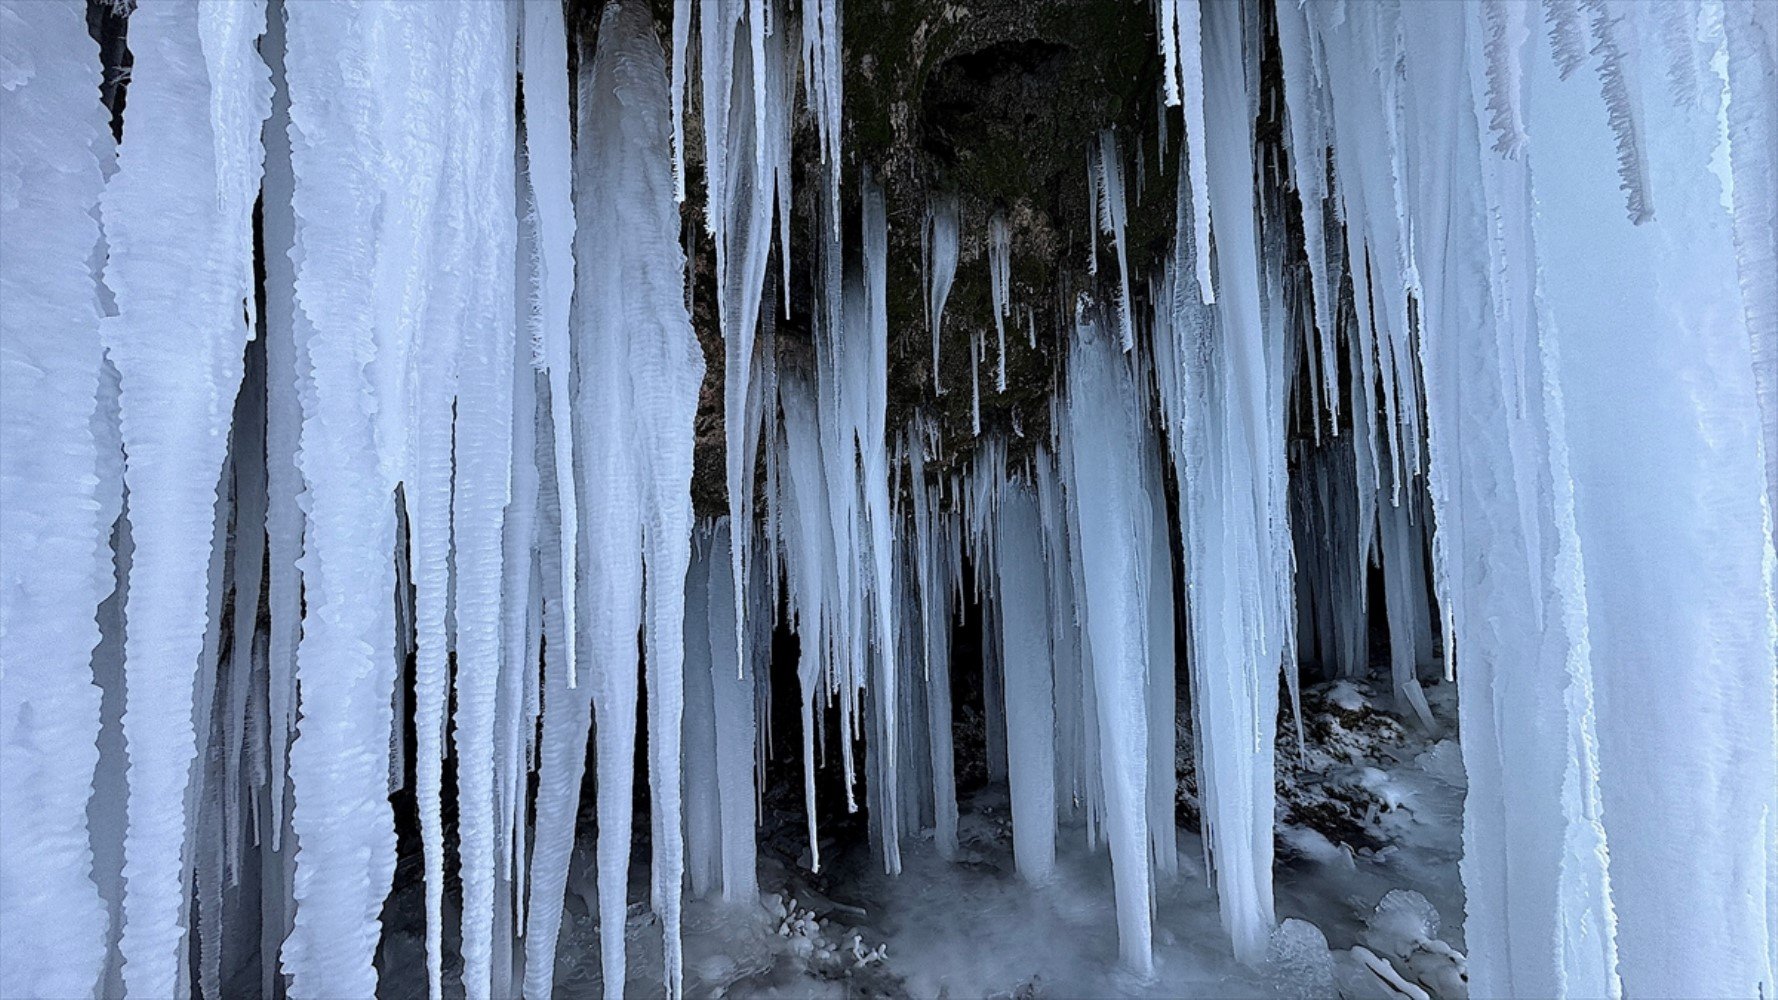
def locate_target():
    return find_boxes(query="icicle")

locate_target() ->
[1544,0,1592,81]
[1399,4,1617,994]
[990,211,1012,392]
[100,4,270,994]
[439,10,520,998]
[580,6,707,993]
[909,435,959,859]
[1581,0,1656,224]
[519,377,595,1000]
[1063,305,1153,976]
[708,520,761,906]
[1722,0,1778,528]
[1521,4,1774,990]
[709,0,793,696]
[522,0,581,689]
[671,0,692,202]
[226,338,269,882]
[777,366,834,873]
[260,3,304,867]
[1140,432,1179,880]
[1095,131,1136,352]
[970,328,983,436]
[1482,0,1531,157]
[854,170,901,875]
[0,5,116,995]
[684,529,723,898]
[1170,0,1286,964]
[1158,0,1183,106]
[1272,0,1337,421]
[495,355,540,944]
[1379,497,1435,730]
[994,480,1058,882]
[927,193,960,391]
[1174,0,1216,304]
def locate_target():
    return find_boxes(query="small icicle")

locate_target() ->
[990,211,1012,393]
[1175,0,1216,304]
[1581,0,1655,224]
[927,193,960,392]
[1482,0,1531,157]
[1095,131,1136,352]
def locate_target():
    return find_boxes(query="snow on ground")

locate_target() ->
[376,677,1465,998]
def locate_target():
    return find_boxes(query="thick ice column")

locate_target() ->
[776,366,836,872]
[0,5,116,996]
[684,531,723,898]
[97,4,270,995]
[520,393,596,1000]
[707,521,761,906]
[284,0,469,992]
[994,482,1058,883]
[1525,11,1777,994]
[1392,6,1621,998]
[705,0,791,686]
[442,10,519,998]
[575,13,646,997]
[1140,438,1178,878]
[1379,497,1435,731]
[1163,0,1287,965]
[1720,2,1778,569]
[1064,311,1153,976]
[521,0,580,688]
[580,5,707,993]
[910,444,959,859]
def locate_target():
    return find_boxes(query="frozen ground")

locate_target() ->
[378,677,1466,998]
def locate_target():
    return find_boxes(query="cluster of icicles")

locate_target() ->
[2,1,1775,999]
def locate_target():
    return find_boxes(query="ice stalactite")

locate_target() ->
[697,0,793,688]
[776,363,837,874]
[1153,0,1291,966]
[521,376,596,1000]
[1720,4,1778,544]
[1379,495,1436,731]
[394,7,468,991]
[1062,308,1154,976]
[98,3,270,995]
[578,5,707,994]
[1390,7,1621,996]
[1525,8,1776,993]
[1160,0,1215,304]
[284,1,462,994]
[856,173,901,876]
[990,211,1012,393]
[521,0,580,690]
[7,0,1778,995]
[909,428,960,860]
[684,530,724,899]
[1093,131,1136,352]
[0,4,116,996]
[445,8,519,995]
[1139,429,1179,880]
[993,480,1058,883]
[925,193,960,391]
[707,520,762,907]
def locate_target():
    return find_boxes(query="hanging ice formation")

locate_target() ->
[2,0,1775,997]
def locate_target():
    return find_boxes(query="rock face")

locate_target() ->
[608,0,1174,512]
